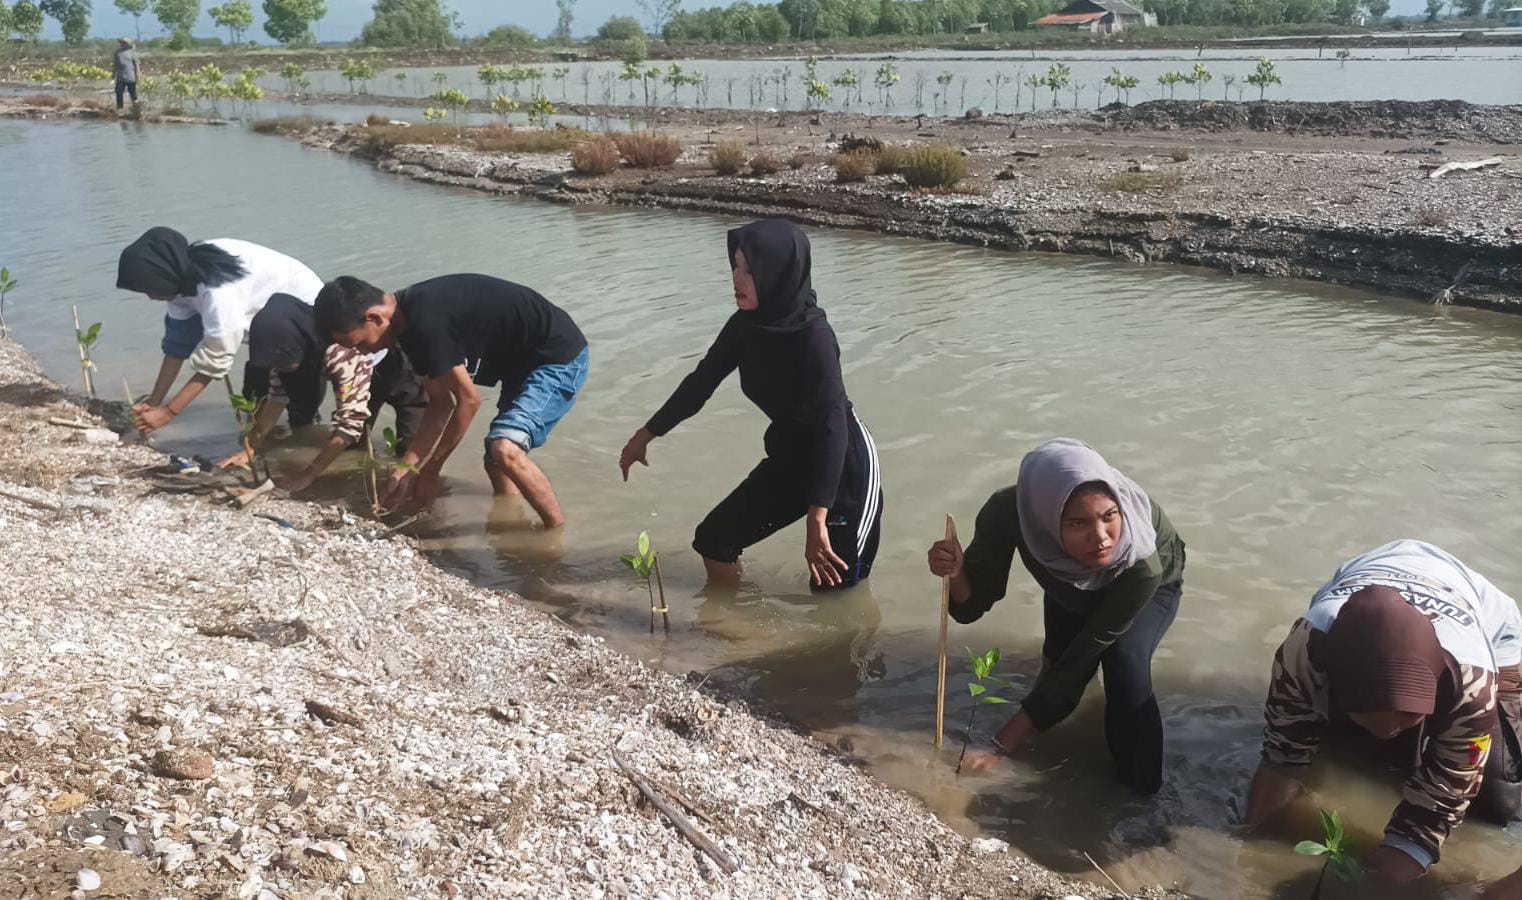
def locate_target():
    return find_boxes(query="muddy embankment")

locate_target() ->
[0,335,1159,897]
[289,97,1522,311]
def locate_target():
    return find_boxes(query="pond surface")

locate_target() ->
[269,45,1522,115]
[3,118,1519,897]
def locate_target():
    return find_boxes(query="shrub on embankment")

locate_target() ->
[901,143,968,189]
[571,135,620,175]
[612,131,683,168]
[709,140,746,175]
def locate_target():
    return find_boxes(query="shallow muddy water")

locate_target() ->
[275,46,1522,115]
[3,118,1520,897]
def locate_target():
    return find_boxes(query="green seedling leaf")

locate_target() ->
[1320,809,1343,845]
[979,696,1010,705]
[85,322,102,344]
[1294,841,1330,857]
[968,683,986,697]
[986,647,1001,669]
[637,530,651,559]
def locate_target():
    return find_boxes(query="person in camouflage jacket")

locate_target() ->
[1245,541,1521,884]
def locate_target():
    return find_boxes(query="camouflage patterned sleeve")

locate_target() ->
[324,345,374,448]
[1261,618,1328,772]
[1384,664,1498,868]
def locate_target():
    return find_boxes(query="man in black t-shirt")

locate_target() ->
[315,274,589,527]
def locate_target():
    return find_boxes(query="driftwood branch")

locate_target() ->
[1428,157,1502,179]
[612,748,737,875]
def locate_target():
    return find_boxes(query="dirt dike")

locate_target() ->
[1096,99,1522,144]
[0,336,1153,898]
[303,113,1521,311]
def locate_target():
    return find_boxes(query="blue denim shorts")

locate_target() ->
[485,346,589,453]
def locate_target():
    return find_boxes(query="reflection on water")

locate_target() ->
[3,119,1519,898]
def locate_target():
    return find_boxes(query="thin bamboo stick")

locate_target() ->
[935,514,958,749]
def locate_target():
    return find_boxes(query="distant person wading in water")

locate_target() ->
[116,227,323,434]
[112,38,140,111]
[619,219,883,590]
[928,439,1185,795]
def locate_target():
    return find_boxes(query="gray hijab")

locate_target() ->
[1016,438,1158,590]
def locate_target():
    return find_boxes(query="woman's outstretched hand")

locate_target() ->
[619,428,653,482]
[806,508,848,588]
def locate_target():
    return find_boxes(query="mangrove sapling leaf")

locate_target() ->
[70,306,99,397]
[1294,808,1363,899]
[619,530,668,629]
[226,388,267,486]
[957,647,1013,772]
[382,426,418,474]
[0,267,16,339]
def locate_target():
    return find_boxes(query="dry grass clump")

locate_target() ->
[365,112,392,127]
[709,140,746,175]
[612,131,683,168]
[901,143,967,189]
[788,151,809,170]
[251,115,326,135]
[748,151,781,176]
[1100,169,1183,193]
[357,122,589,154]
[832,149,878,183]
[875,143,912,175]
[359,122,457,150]
[1168,147,1193,162]
[571,135,620,175]
[22,94,65,107]
[473,124,590,153]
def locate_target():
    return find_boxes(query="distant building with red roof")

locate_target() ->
[1034,0,1157,33]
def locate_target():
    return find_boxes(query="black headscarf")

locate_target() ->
[727,219,826,335]
[116,227,247,298]
[247,294,324,371]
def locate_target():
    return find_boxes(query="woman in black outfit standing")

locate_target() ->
[619,219,883,590]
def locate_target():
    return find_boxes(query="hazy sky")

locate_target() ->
[52,0,1430,44]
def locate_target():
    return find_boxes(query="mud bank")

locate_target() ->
[293,102,1521,311]
[0,335,1153,898]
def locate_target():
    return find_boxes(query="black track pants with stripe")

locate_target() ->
[693,414,883,589]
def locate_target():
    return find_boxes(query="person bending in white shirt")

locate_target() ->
[115,227,323,433]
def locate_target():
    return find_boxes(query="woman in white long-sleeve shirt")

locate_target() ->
[116,227,323,433]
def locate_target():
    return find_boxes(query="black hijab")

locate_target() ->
[116,227,247,298]
[727,219,826,335]
[247,294,324,371]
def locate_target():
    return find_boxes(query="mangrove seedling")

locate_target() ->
[1295,808,1363,899]
[491,94,520,119]
[957,646,1012,773]
[0,266,16,339]
[429,88,469,132]
[1247,58,1282,100]
[226,387,267,485]
[620,530,669,631]
[528,95,556,128]
[1044,63,1072,107]
[1189,63,1213,100]
[71,306,100,398]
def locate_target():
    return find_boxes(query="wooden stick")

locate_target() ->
[1083,851,1131,899]
[935,514,958,749]
[71,305,95,398]
[612,748,737,875]
[363,429,380,515]
[653,553,670,632]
